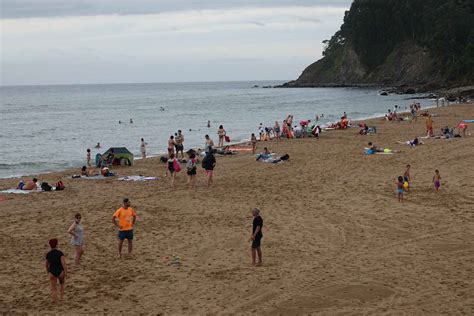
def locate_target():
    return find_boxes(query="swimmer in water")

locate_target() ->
[130,118,133,124]
[207,120,211,128]
[95,142,101,149]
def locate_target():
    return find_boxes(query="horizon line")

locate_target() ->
[0,79,290,88]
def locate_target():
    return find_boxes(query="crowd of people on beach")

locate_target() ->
[7,99,471,304]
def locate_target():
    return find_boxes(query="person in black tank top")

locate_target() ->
[45,238,67,303]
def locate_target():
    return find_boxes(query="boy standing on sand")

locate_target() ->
[433,170,442,192]
[112,198,137,258]
[175,130,184,159]
[249,208,263,266]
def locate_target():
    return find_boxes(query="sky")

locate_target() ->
[0,0,351,86]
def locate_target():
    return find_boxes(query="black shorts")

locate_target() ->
[175,144,184,151]
[252,235,262,248]
[187,168,196,176]
[118,230,134,240]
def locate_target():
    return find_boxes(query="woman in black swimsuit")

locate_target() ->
[45,238,67,303]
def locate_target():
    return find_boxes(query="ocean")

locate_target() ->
[0,81,434,178]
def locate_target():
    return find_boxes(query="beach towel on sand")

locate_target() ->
[118,176,157,181]
[1,188,56,194]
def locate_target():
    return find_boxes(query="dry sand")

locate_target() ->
[0,103,473,314]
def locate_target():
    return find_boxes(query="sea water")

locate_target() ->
[0,81,433,178]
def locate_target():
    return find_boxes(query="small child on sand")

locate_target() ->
[251,133,257,154]
[397,176,405,202]
[403,164,411,192]
[186,152,197,188]
[433,169,441,191]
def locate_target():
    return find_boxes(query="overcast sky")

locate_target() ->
[0,0,351,86]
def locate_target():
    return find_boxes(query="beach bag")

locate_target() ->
[280,154,290,161]
[173,159,182,172]
[41,182,53,192]
[225,135,230,143]
[55,181,65,191]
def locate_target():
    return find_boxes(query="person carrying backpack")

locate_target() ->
[202,148,216,187]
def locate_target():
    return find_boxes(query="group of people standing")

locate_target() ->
[45,198,264,303]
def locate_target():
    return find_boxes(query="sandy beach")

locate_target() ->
[0,103,473,314]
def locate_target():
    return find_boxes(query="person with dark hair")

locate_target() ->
[249,208,263,266]
[168,135,175,156]
[112,198,137,258]
[45,238,67,303]
[86,148,91,167]
[140,138,147,159]
[204,135,214,153]
[202,149,216,187]
[67,213,84,265]
[217,125,226,147]
[23,178,38,190]
[186,152,197,188]
[396,176,405,202]
[175,130,185,159]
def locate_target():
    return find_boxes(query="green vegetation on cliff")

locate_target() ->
[287,0,474,88]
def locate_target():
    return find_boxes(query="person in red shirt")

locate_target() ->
[112,198,137,258]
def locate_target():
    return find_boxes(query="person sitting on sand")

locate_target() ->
[312,124,322,138]
[101,167,114,177]
[21,178,38,190]
[45,238,67,303]
[458,122,468,137]
[249,208,263,266]
[256,147,272,161]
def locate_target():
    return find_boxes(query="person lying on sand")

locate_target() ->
[396,137,423,147]
[367,142,400,154]
[19,178,38,190]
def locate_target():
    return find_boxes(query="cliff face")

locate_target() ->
[283,0,474,90]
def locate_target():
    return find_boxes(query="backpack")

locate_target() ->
[173,159,182,172]
[41,182,53,192]
[55,181,65,191]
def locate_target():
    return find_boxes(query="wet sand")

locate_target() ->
[0,103,473,314]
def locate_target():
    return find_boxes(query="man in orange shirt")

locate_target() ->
[112,198,137,258]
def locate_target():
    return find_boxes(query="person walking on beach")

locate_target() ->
[168,153,179,189]
[168,135,175,157]
[86,149,91,167]
[251,133,257,154]
[396,176,405,202]
[249,208,263,266]
[217,125,226,147]
[45,238,67,303]
[433,169,441,192]
[202,149,216,187]
[112,198,137,258]
[204,135,214,153]
[67,213,84,266]
[140,138,147,159]
[186,152,197,188]
[175,130,184,159]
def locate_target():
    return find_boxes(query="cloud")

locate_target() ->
[0,5,348,85]
[1,0,352,19]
